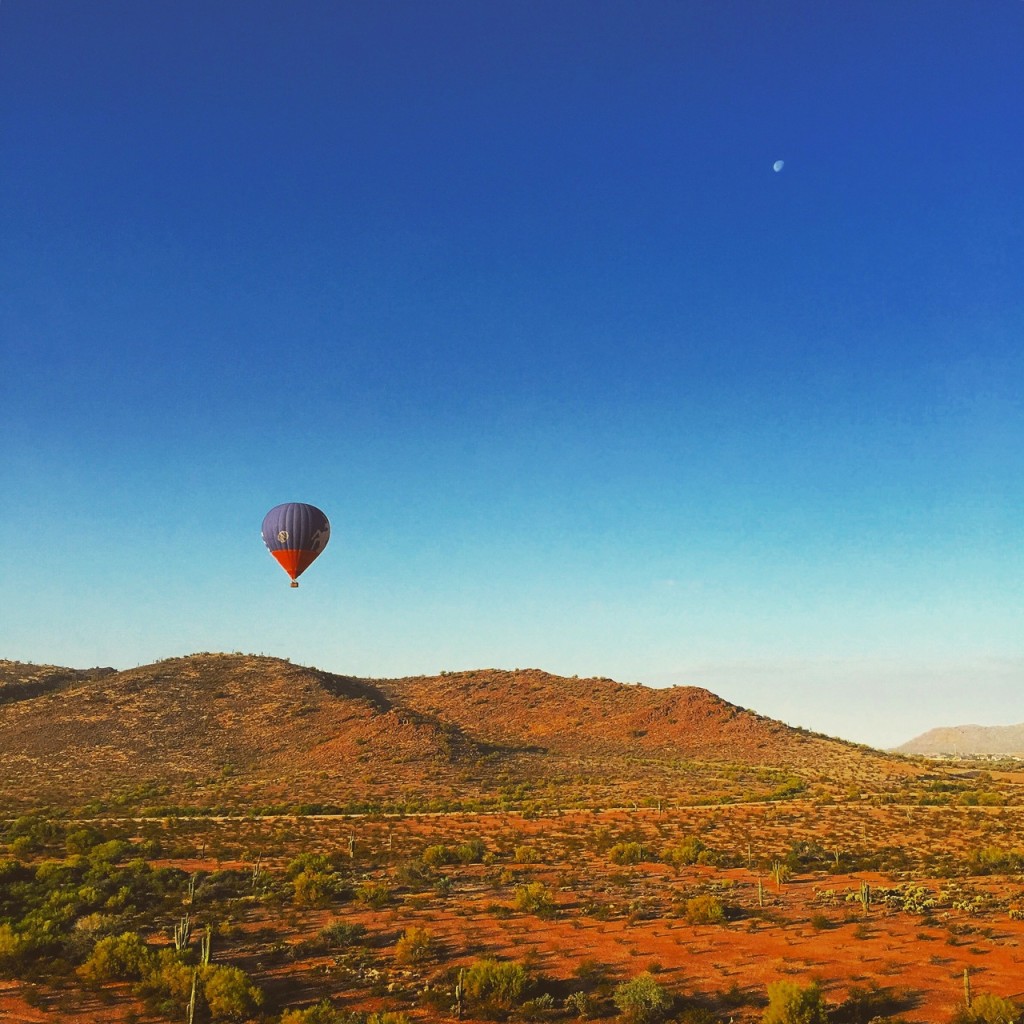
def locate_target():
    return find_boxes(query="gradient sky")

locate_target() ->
[3,1,1021,749]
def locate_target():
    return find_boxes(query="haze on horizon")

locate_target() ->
[2,1,1021,752]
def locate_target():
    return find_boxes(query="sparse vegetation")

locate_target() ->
[613,972,672,1024]
[762,980,828,1024]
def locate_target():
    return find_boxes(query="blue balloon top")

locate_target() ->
[261,503,331,553]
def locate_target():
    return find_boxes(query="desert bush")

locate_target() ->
[609,842,645,865]
[573,958,610,989]
[519,992,557,1019]
[319,920,366,948]
[515,882,555,917]
[367,1013,411,1024]
[514,845,540,863]
[684,894,725,925]
[762,980,828,1024]
[89,839,132,863]
[78,931,153,983]
[662,838,707,871]
[456,838,487,863]
[280,1000,348,1024]
[394,925,433,965]
[394,857,432,888]
[137,948,195,1015]
[835,983,910,1024]
[285,852,332,878]
[293,869,339,907]
[566,990,597,1018]
[202,963,263,1020]
[422,844,456,868]
[464,958,529,1010]
[355,881,392,908]
[950,994,1022,1024]
[64,827,104,855]
[966,847,1024,875]
[0,924,25,976]
[674,1010,723,1024]
[613,972,672,1024]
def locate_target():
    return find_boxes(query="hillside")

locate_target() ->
[0,654,497,812]
[897,722,1024,757]
[0,659,115,704]
[378,668,823,763]
[0,653,914,814]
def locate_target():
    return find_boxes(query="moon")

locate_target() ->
[773,160,785,172]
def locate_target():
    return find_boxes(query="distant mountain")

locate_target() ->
[0,653,910,813]
[896,723,1024,757]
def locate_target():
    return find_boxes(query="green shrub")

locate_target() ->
[285,853,332,879]
[762,980,828,1024]
[566,990,596,1019]
[355,881,392,908]
[951,993,1022,1024]
[137,949,195,1015]
[367,1013,411,1024]
[422,844,455,868]
[394,926,433,965]
[201,963,263,1020]
[662,838,707,871]
[293,869,337,906]
[464,958,529,1009]
[0,924,24,976]
[65,827,104,855]
[456,838,486,863]
[281,1000,346,1024]
[78,931,153,983]
[684,894,725,925]
[319,920,366,948]
[514,882,555,917]
[609,842,645,865]
[613,972,672,1024]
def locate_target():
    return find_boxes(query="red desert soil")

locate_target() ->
[3,806,1023,1022]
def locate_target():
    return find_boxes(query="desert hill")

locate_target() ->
[0,659,115,704]
[0,653,912,814]
[376,668,815,762]
[0,654,496,812]
[897,722,1024,757]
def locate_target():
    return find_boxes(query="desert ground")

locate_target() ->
[2,800,1024,1023]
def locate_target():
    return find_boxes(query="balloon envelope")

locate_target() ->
[773,160,785,172]
[261,503,330,586]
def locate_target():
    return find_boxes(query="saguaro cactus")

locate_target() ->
[187,969,198,1024]
[173,913,192,951]
[859,882,872,915]
[452,967,465,1019]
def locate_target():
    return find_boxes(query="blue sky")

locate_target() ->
[3,1,1021,748]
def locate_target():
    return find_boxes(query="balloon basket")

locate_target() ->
[290,581,299,588]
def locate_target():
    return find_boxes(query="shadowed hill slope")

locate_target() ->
[0,660,115,705]
[0,654,917,814]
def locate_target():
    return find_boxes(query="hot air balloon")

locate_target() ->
[261,503,331,587]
